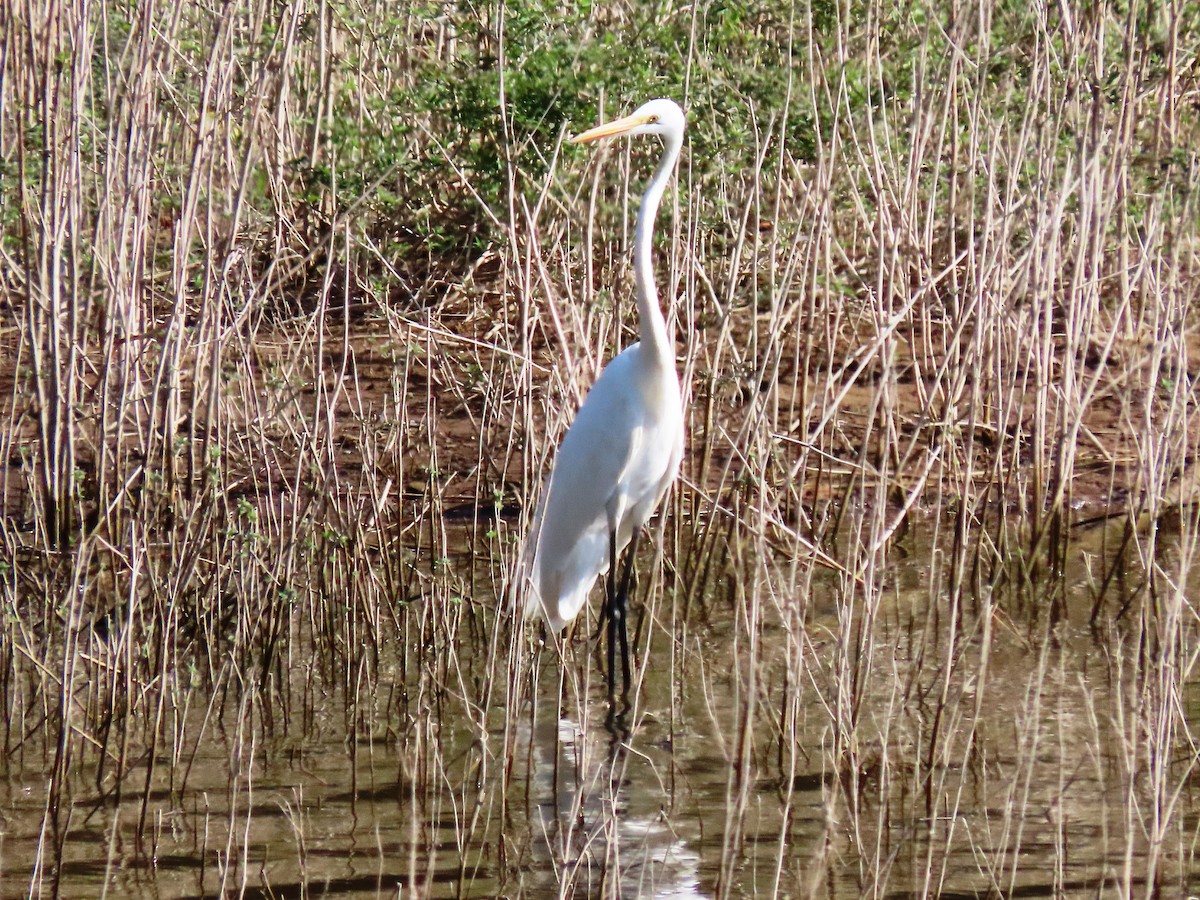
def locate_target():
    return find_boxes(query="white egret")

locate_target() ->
[522,98,686,704]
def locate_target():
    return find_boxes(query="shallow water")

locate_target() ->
[4,518,1199,898]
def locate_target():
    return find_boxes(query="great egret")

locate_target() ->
[522,98,686,704]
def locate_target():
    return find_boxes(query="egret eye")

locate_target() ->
[648,114,659,123]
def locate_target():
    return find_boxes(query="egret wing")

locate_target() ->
[527,351,648,628]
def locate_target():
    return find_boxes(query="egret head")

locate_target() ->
[570,98,685,145]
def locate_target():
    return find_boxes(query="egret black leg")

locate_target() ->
[606,527,619,703]
[603,526,642,706]
[614,527,640,704]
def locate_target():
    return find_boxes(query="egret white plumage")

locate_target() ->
[522,98,686,704]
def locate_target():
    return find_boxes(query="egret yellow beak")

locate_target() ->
[570,112,653,144]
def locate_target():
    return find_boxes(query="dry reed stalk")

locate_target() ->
[0,0,1198,895]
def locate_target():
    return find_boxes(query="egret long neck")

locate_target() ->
[634,131,683,364]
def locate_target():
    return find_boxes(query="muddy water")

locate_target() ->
[3,520,1199,898]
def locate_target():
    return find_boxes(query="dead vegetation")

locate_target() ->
[1,0,1199,896]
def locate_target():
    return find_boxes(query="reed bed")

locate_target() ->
[2,0,1199,896]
